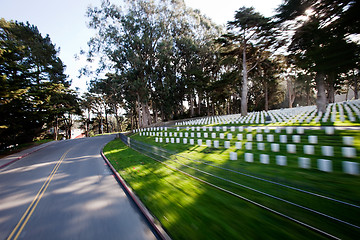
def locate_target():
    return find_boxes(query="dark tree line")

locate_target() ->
[0,19,80,149]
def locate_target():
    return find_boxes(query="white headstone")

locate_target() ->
[196,126,200,131]
[287,144,296,153]
[343,136,354,146]
[214,140,219,148]
[235,142,242,149]
[171,138,174,143]
[237,134,243,141]
[271,143,280,152]
[176,138,180,143]
[197,132,201,138]
[260,154,269,164]
[231,126,235,132]
[246,134,253,141]
[308,135,318,144]
[174,132,177,137]
[245,153,253,162]
[220,133,225,139]
[166,138,169,143]
[304,145,315,155]
[238,126,244,132]
[321,146,334,157]
[275,127,281,133]
[286,127,293,134]
[204,132,208,138]
[224,141,230,149]
[203,126,207,131]
[342,161,359,175]
[216,126,220,131]
[197,139,202,146]
[256,134,263,142]
[245,142,252,150]
[257,143,265,151]
[190,132,194,138]
[177,127,180,131]
[342,147,356,158]
[159,138,163,143]
[296,127,304,134]
[292,135,301,143]
[209,126,213,131]
[169,132,172,137]
[206,140,211,147]
[280,135,287,143]
[211,133,216,139]
[190,139,194,145]
[299,157,311,168]
[276,155,287,166]
[227,133,233,140]
[318,159,332,172]
[264,127,270,133]
[267,134,274,142]
[325,127,334,135]
[230,152,237,160]
[155,137,158,142]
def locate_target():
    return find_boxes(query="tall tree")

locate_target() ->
[275,0,360,113]
[0,19,76,148]
[219,7,274,116]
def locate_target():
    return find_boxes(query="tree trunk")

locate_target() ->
[189,92,194,117]
[327,72,335,103]
[198,93,202,116]
[206,97,210,116]
[105,109,109,133]
[354,71,359,99]
[241,47,248,116]
[264,81,269,111]
[316,72,327,113]
[136,94,141,128]
[54,116,58,140]
[287,77,295,108]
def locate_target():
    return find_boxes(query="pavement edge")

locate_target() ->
[100,150,172,240]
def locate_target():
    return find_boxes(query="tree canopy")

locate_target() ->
[0,18,79,149]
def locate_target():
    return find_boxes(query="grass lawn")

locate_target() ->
[104,132,360,239]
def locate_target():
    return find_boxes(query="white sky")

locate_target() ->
[0,0,283,93]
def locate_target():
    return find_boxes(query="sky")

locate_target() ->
[0,0,283,94]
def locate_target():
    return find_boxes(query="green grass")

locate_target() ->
[104,135,360,240]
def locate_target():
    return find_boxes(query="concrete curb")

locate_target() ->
[100,151,171,240]
[0,141,56,169]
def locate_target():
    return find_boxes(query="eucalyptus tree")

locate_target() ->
[219,7,275,116]
[84,0,222,126]
[275,0,360,112]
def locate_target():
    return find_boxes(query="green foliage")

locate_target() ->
[0,19,79,148]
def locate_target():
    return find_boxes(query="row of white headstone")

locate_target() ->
[228,152,359,175]
[153,136,356,158]
[151,136,358,175]
[175,100,360,126]
[146,130,353,145]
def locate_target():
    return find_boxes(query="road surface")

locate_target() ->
[0,135,158,240]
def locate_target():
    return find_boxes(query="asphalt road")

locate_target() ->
[0,135,158,240]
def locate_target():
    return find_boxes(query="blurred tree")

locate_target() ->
[0,19,78,148]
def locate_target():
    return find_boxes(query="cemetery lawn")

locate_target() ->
[104,133,360,240]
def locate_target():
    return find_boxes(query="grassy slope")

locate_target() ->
[105,139,333,240]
